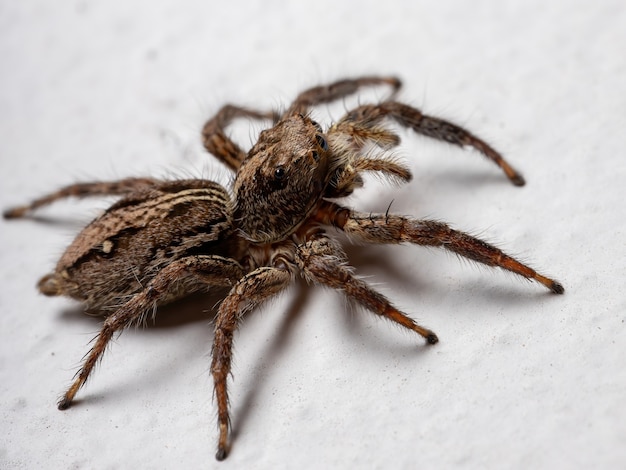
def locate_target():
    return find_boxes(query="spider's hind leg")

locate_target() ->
[56,255,245,410]
[2,177,159,219]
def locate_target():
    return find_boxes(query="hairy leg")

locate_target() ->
[56,255,245,410]
[211,265,292,460]
[325,155,413,198]
[285,76,402,116]
[201,104,276,172]
[314,201,564,294]
[336,101,525,186]
[3,177,159,218]
[294,234,438,344]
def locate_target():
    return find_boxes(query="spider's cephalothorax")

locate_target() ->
[4,76,564,461]
[234,114,331,243]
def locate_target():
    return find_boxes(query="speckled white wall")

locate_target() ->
[1,1,624,469]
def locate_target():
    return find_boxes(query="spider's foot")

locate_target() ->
[216,422,230,461]
[57,397,72,410]
[510,173,526,187]
[534,273,565,295]
[413,324,438,344]
[385,76,402,91]
[426,333,439,345]
[501,163,526,187]
[549,280,565,295]
[215,448,228,461]
[3,205,28,219]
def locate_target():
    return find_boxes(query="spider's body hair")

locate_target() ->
[3,76,563,461]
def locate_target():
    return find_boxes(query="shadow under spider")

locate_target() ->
[227,277,445,452]
[57,288,229,329]
[54,280,314,437]
[229,279,313,447]
[52,238,549,441]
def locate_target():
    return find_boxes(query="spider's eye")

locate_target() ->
[311,119,323,131]
[312,151,320,161]
[270,165,288,191]
[274,166,286,180]
[315,134,328,151]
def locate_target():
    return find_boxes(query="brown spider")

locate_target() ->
[4,76,563,460]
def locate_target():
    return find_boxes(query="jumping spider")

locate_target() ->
[4,76,564,460]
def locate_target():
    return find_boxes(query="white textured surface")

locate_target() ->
[1,1,625,469]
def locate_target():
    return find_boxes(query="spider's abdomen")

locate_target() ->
[41,180,238,311]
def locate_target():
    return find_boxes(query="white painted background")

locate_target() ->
[1,1,624,469]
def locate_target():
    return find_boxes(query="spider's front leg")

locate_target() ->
[56,255,245,409]
[211,265,292,461]
[315,201,564,294]
[294,234,438,344]
[201,105,277,172]
[336,101,526,186]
